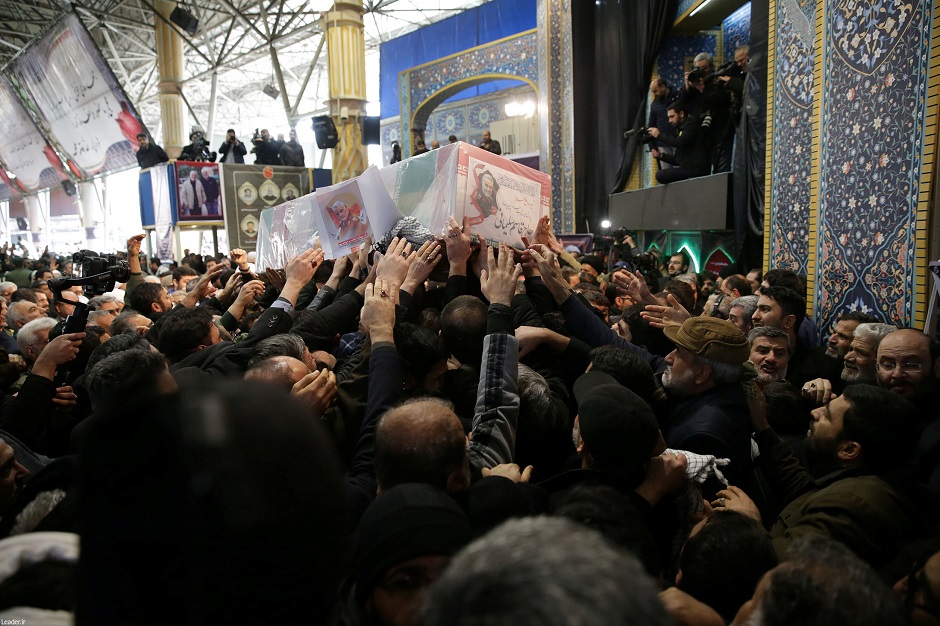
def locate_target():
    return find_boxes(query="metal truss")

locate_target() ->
[0,0,490,142]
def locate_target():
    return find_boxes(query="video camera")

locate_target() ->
[623,127,657,145]
[49,250,130,299]
[714,59,742,79]
[183,129,217,162]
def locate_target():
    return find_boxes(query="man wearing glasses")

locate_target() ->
[876,329,940,494]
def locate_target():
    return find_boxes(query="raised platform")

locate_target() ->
[607,172,731,231]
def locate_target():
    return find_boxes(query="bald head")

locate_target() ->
[876,328,939,399]
[375,400,469,493]
[245,356,309,391]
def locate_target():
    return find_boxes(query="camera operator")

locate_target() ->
[252,129,281,166]
[715,46,749,102]
[218,129,247,164]
[179,130,216,163]
[648,79,677,169]
[647,101,710,184]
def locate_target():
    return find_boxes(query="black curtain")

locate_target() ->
[572,0,679,233]
[733,0,770,270]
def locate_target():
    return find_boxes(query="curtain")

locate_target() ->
[572,0,679,232]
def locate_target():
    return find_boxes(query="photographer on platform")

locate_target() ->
[648,101,710,184]
[252,129,281,166]
[648,79,677,169]
[179,130,216,162]
[218,129,247,164]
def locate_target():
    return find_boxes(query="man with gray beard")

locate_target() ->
[659,317,753,496]
[802,322,896,405]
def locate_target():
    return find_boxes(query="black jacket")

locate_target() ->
[136,144,169,169]
[218,139,247,164]
[656,118,710,174]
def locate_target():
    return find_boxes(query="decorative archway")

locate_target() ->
[410,74,538,152]
[399,29,538,159]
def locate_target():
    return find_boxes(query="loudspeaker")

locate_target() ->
[61,180,76,196]
[170,6,199,36]
[311,116,338,149]
[361,116,380,145]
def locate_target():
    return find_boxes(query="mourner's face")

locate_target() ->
[735,49,749,70]
[483,131,491,142]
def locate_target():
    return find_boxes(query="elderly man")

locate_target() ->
[5,301,47,334]
[825,312,879,359]
[52,289,80,322]
[729,295,758,335]
[16,317,57,367]
[873,328,940,494]
[522,246,753,495]
[802,322,897,406]
[748,326,790,384]
[0,282,17,303]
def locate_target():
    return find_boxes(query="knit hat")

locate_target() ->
[574,372,660,476]
[353,483,471,598]
[663,317,749,365]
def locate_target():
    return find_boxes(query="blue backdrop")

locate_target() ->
[379,0,537,119]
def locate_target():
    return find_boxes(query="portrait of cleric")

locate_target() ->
[470,169,500,220]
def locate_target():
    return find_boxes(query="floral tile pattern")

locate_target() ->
[814,0,932,329]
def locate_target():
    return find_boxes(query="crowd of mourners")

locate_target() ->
[0,217,934,625]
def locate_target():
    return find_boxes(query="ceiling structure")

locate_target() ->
[0,0,490,142]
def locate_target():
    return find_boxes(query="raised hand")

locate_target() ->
[291,368,337,418]
[612,268,658,306]
[401,240,442,294]
[182,265,226,308]
[127,234,145,273]
[524,244,570,305]
[641,293,690,329]
[442,215,472,272]
[479,243,522,306]
[32,332,85,381]
[361,277,398,343]
[230,248,250,271]
[375,237,414,286]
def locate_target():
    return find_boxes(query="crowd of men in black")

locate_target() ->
[135,127,306,169]
[646,47,750,185]
[0,217,934,625]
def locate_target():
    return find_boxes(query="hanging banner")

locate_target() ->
[220,164,311,252]
[0,77,60,192]
[150,163,175,262]
[10,12,146,179]
[175,161,223,224]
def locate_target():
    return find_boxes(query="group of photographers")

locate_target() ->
[137,127,306,168]
[645,46,749,185]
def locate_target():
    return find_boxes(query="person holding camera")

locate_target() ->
[218,129,247,164]
[648,79,677,169]
[252,129,281,166]
[648,101,710,184]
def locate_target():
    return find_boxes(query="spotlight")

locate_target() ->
[601,219,611,229]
